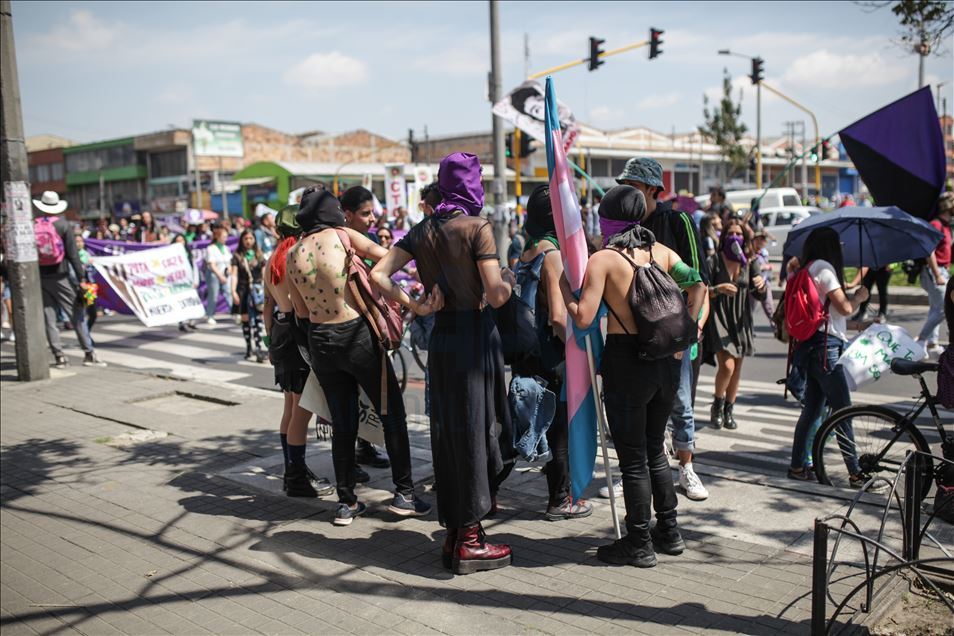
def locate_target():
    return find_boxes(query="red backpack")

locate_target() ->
[784,262,829,342]
[34,217,65,266]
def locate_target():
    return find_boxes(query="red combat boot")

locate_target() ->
[441,528,458,569]
[452,524,512,575]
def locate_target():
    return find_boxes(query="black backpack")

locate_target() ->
[603,247,697,360]
[494,250,555,366]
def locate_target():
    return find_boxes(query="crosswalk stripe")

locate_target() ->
[137,340,230,360]
[62,345,248,382]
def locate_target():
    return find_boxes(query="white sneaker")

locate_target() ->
[598,479,623,499]
[206,318,217,326]
[679,463,709,501]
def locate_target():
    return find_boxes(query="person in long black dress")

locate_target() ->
[703,218,767,430]
[372,152,516,575]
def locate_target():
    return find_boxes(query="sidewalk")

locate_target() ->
[0,357,906,634]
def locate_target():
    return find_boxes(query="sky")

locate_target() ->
[11,1,954,145]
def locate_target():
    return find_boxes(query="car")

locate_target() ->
[757,205,823,259]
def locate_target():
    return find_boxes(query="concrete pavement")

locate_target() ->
[4,336,938,634]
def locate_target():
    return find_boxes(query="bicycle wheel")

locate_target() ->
[812,405,932,496]
[388,348,408,393]
[410,338,427,374]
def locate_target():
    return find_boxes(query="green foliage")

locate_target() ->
[699,69,749,181]
[892,0,953,52]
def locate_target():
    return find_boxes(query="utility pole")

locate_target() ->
[488,0,508,261]
[0,0,50,381]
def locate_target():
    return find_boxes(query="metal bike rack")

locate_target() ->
[811,450,954,634]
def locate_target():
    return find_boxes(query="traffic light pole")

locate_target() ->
[1,0,50,381]
[527,38,650,80]
[489,0,508,261]
[514,36,655,215]
[759,82,821,196]
[756,80,762,189]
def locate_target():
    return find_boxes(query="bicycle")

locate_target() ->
[812,358,952,498]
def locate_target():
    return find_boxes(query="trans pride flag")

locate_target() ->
[544,77,599,499]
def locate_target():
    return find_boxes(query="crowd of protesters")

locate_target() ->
[4,151,950,579]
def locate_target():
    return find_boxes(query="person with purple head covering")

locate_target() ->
[371,152,517,575]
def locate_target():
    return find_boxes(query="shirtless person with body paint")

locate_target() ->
[286,186,439,526]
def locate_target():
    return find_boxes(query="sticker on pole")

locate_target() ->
[493,80,579,150]
[2,181,38,262]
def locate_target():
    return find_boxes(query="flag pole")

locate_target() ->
[569,160,605,197]
[583,333,622,540]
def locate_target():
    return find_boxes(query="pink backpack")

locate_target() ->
[34,217,65,266]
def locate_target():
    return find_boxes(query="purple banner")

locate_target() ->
[86,237,239,316]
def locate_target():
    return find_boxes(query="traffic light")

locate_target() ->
[810,143,819,163]
[518,133,534,158]
[588,37,605,71]
[505,133,513,158]
[649,28,664,60]
[750,57,764,85]
[820,139,833,161]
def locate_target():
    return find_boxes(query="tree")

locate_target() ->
[857,0,954,86]
[699,69,749,183]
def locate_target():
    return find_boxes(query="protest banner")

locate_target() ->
[837,323,925,391]
[299,371,385,446]
[384,164,407,214]
[407,164,433,225]
[86,237,237,315]
[90,243,206,327]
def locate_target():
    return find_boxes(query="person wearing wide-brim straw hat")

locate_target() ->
[32,191,106,369]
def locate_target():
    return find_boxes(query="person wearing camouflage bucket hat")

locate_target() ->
[598,155,714,505]
[616,157,665,190]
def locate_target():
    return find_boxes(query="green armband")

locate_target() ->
[670,261,703,290]
[262,335,271,348]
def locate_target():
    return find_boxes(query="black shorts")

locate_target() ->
[270,312,310,394]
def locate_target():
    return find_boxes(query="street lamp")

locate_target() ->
[718,49,762,189]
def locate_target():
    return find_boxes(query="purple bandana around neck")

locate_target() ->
[722,234,748,265]
[433,152,485,217]
[600,217,639,247]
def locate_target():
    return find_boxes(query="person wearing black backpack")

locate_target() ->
[609,158,711,502]
[512,185,593,521]
[561,185,708,568]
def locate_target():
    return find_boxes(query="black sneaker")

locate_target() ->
[650,522,686,556]
[305,466,335,496]
[545,497,593,521]
[179,324,188,333]
[596,535,657,568]
[53,355,68,369]
[849,473,890,494]
[356,441,390,468]
[333,501,367,526]
[355,465,371,484]
[388,493,432,517]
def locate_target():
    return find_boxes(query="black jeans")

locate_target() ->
[308,317,414,505]
[544,399,570,507]
[600,335,680,535]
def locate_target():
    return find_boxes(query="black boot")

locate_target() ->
[723,401,738,430]
[651,510,685,555]
[710,397,725,429]
[285,462,318,497]
[356,438,390,468]
[596,526,657,568]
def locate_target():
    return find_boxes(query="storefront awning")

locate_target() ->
[231,176,276,187]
